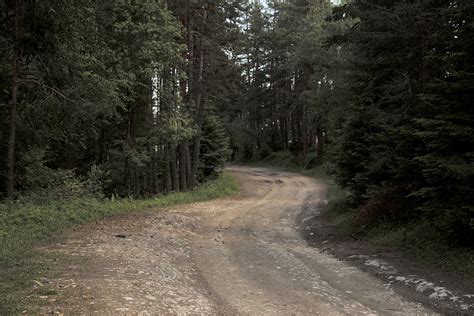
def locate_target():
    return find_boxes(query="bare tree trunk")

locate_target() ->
[170,143,179,192]
[152,147,158,193]
[291,113,298,145]
[6,61,18,197]
[6,0,21,197]
[316,127,324,159]
[187,15,194,105]
[281,115,288,150]
[301,104,308,162]
[147,79,156,194]
[163,144,172,192]
[185,15,195,188]
[134,169,140,197]
[126,108,136,196]
[179,142,187,191]
[190,136,200,189]
[184,141,192,188]
[189,10,207,189]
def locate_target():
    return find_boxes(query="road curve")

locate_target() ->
[190,166,430,315]
[34,166,432,315]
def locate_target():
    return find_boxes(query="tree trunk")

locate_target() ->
[183,15,194,189]
[170,142,179,192]
[179,142,187,191]
[316,127,324,159]
[282,116,289,150]
[147,79,155,194]
[291,113,297,145]
[301,104,308,162]
[6,61,18,197]
[184,141,192,188]
[190,136,201,188]
[126,108,136,196]
[189,10,206,189]
[187,15,194,105]
[163,144,172,192]
[152,146,158,193]
[6,0,21,197]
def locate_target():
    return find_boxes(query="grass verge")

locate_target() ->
[0,172,239,314]
[365,221,474,274]
[243,151,473,275]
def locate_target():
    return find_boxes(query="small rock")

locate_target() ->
[145,295,156,301]
[32,280,44,287]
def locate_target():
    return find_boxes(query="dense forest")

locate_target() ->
[1,0,473,248]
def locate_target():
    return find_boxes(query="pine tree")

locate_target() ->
[332,0,474,244]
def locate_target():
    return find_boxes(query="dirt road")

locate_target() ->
[34,166,435,315]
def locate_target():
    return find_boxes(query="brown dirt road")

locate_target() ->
[30,166,472,315]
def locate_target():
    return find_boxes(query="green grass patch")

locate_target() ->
[365,221,474,274]
[0,172,239,314]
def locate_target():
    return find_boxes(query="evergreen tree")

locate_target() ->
[333,0,474,244]
[0,0,233,198]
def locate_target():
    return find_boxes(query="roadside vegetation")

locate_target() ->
[246,151,474,275]
[0,172,238,314]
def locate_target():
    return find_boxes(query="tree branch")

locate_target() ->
[18,78,75,103]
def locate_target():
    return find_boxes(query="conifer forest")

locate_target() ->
[0,0,473,313]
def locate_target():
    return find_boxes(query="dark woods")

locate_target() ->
[0,0,234,198]
[225,0,473,247]
[1,0,473,246]
[337,1,474,246]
